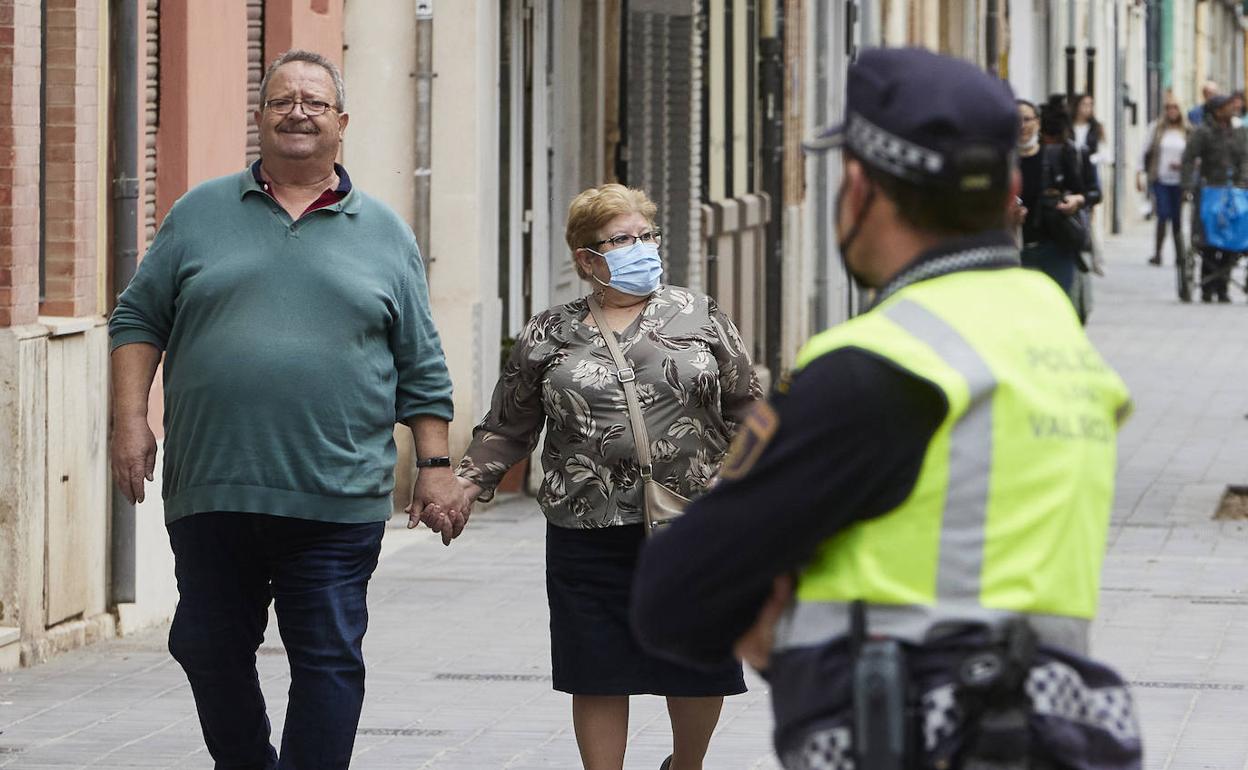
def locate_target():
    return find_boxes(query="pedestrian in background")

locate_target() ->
[1017,97,1088,305]
[442,184,762,770]
[1188,79,1220,126]
[1230,90,1245,128]
[1140,92,1189,267]
[1181,93,1248,302]
[1072,92,1105,161]
[1070,93,1106,321]
[109,50,462,769]
[1071,92,1106,272]
[632,47,1140,770]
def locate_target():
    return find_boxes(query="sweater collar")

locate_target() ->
[239,160,361,215]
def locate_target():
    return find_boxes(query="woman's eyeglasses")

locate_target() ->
[588,230,663,250]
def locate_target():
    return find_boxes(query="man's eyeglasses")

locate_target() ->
[588,230,663,250]
[264,98,336,116]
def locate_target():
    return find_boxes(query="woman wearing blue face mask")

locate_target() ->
[455,184,763,770]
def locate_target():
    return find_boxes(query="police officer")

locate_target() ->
[631,48,1143,770]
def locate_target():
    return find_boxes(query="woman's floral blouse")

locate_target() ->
[457,285,764,529]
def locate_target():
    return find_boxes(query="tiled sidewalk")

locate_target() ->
[2,226,1245,768]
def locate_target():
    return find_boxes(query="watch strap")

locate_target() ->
[415,456,452,468]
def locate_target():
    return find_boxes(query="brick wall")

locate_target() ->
[0,0,41,328]
[41,0,98,318]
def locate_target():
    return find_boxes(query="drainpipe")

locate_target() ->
[110,0,141,604]
[1145,0,1159,118]
[759,8,783,377]
[1112,0,1124,234]
[1065,0,1077,100]
[986,0,1000,76]
[1085,0,1096,96]
[414,1,433,265]
[1088,0,1098,96]
[615,0,630,183]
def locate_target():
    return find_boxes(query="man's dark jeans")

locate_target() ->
[167,512,386,770]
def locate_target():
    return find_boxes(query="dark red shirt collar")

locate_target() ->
[250,160,352,216]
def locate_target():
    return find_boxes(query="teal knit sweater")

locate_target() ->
[109,168,454,524]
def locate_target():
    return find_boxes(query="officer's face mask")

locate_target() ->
[587,240,663,296]
[834,175,876,289]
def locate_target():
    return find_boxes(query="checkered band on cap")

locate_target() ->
[845,113,946,184]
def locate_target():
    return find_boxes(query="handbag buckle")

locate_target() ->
[617,367,636,383]
[639,463,653,480]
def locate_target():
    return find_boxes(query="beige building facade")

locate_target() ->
[2,0,1246,672]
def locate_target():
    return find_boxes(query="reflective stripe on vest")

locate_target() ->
[888,299,994,610]
[775,268,1130,653]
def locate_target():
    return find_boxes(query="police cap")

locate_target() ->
[806,47,1019,192]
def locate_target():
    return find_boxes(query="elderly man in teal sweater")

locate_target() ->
[108,50,462,769]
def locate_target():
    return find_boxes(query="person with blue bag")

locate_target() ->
[1181,93,1248,302]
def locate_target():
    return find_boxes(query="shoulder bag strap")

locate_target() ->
[587,296,655,480]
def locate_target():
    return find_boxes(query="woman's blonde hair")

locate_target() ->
[1161,89,1187,130]
[565,184,658,278]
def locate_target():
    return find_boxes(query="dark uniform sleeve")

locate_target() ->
[631,347,947,667]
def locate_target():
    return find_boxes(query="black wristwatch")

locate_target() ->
[415,456,452,469]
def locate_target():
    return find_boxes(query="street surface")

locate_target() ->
[2,225,1247,769]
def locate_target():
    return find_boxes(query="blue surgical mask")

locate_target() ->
[589,241,663,296]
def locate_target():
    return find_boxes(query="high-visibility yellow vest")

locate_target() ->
[775,267,1131,653]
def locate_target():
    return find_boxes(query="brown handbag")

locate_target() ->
[587,296,690,535]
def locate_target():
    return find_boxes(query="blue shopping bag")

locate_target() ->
[1200,185,1248,251]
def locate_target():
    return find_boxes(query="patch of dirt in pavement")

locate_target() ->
[1214,486,1248,520]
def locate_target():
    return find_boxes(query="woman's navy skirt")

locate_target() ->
[545,521,747,697]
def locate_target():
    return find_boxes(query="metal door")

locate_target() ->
[499,0,552,337]
[808,0,857,329]
[622,0,699,288]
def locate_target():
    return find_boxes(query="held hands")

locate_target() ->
[733,574,795,672]
[111,416,157,505]
[405,469,480,546]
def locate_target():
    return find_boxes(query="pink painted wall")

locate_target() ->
[155,0,248,223]
[265,0,344,69]
[149,0,247,438]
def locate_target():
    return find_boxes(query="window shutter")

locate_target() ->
[143,0,160,244]
[246,0,265,163]
[624,4,699,288]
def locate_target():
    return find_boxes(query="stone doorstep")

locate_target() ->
[114,602,174,638]
[18,612,116,669]
[0,626,21,673]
